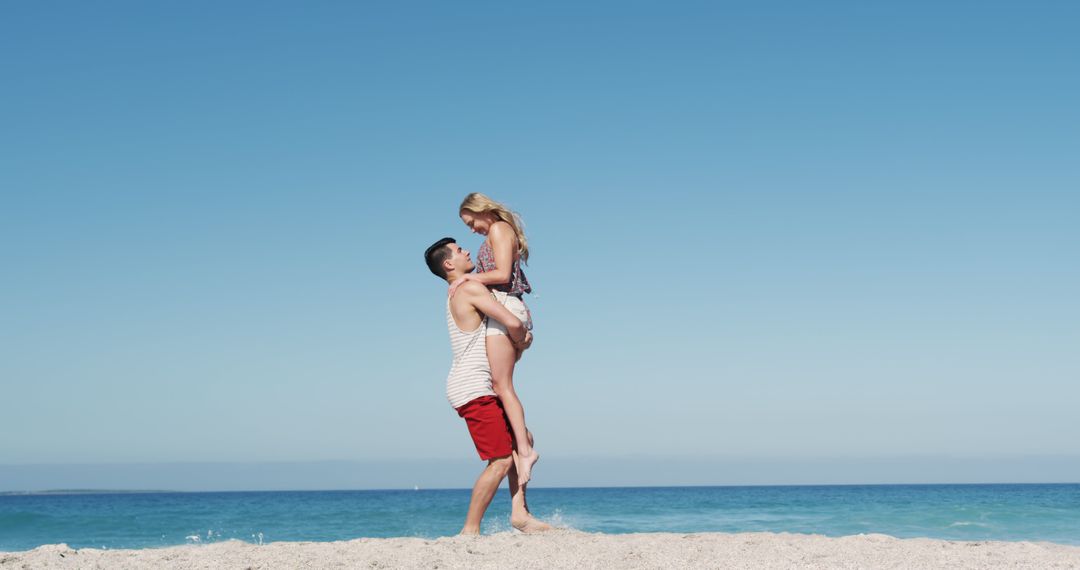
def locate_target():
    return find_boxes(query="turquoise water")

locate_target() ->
[2,484,1078,552]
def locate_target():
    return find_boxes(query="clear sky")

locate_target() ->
[2,1,1078,489]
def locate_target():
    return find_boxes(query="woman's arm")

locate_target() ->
[468,221,515,284]
[448,222,517,295]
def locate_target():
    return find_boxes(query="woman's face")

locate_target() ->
[460,210,494,235]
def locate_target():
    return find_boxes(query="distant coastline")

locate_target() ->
[0,489,177,496]
[2,480,1079,496]
[4,455,1080,492]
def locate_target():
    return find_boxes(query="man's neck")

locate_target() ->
[446,269,472,283]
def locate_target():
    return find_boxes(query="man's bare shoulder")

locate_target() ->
[448,280,488,311]
[457,280,491,298]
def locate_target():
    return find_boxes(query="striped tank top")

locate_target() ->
[445,297,496,409]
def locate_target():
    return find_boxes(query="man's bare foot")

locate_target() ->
[512,515,554,533]
[458,528,480,536]
[515,448,539,485]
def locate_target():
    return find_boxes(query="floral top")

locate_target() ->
[477,240,531,296]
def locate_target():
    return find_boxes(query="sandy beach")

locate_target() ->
[4,530,1079,569]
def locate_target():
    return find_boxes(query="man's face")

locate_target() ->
[445,243,475,275]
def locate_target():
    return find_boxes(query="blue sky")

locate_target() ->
[2,1,1078,489]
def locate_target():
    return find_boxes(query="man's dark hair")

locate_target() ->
[424,237,457,279]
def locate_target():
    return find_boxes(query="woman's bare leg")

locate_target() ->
[487,333,539,484]
[507,456,553,533]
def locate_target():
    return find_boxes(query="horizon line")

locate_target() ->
[5,482,1080,496]
[6,453,1080,466]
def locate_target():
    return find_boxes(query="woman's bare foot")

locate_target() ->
[511,515,554,533]
[515,448,539,485]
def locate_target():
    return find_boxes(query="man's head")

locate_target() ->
[424,237,474,282]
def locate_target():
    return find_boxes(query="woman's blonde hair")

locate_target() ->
[459,193,530,264]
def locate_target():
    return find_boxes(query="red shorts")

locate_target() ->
[456,396,514,461]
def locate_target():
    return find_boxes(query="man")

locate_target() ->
[424,237,552,535]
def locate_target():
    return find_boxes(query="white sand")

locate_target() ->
[4,531,1080,569]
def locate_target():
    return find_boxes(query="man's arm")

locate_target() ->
[458,281,528,347]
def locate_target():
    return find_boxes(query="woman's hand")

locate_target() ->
[448,274,475,297]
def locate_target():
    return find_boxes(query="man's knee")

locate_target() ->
[488,455,513,477]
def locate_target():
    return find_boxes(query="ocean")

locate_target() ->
[2,484,1078,552]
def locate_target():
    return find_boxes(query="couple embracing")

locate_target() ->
[423,193,552,535]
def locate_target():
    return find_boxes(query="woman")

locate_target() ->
[449,193,539,484]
